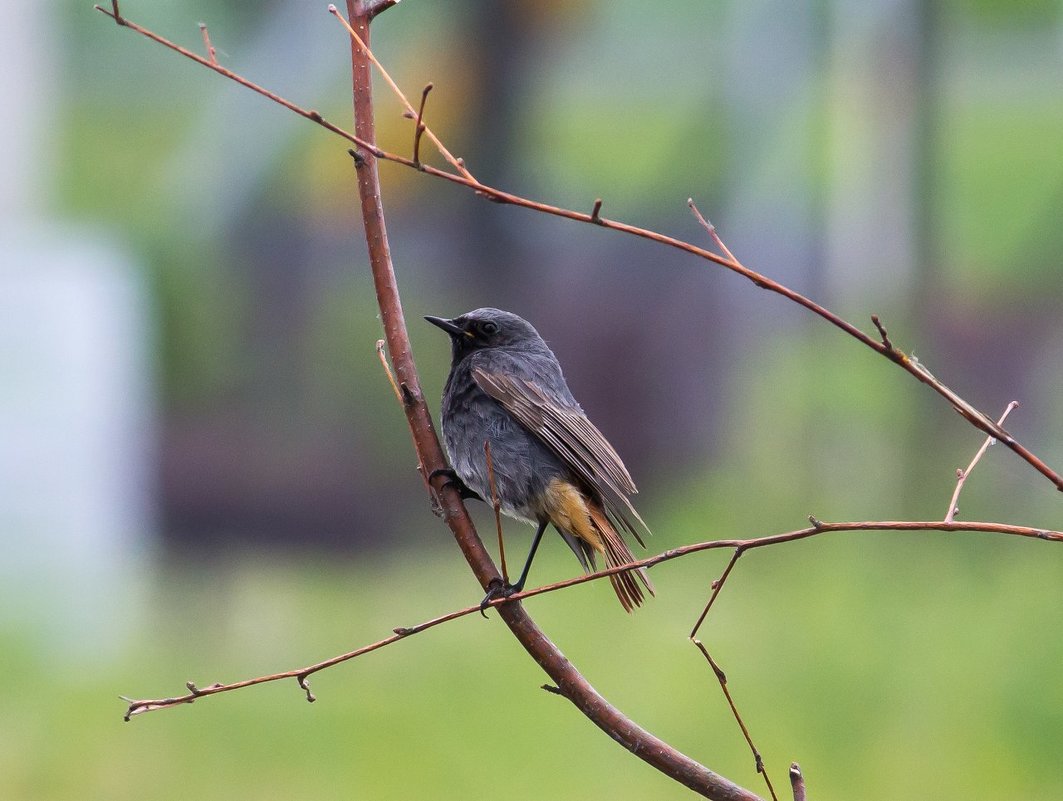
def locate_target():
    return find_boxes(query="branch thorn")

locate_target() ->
[808,515,823,528]
[590,198,603,224]
[688,197,738,262]
[541,684,563,696]
[790,762,806,801]
[297,675,316,703]
[198,22,217,65]
[871,313,893,351]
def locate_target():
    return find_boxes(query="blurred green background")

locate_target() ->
[2,1,1061,799]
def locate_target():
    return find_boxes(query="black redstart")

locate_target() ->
[425,307,653,611]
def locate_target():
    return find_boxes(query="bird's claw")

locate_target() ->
[427,467,481,501]
[478,579,518,617]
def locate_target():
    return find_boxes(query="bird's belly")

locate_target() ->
[442,393,560,524]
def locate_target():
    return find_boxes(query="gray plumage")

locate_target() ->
[426,307,653,611]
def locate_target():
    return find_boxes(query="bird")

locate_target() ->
[425,307,653,612]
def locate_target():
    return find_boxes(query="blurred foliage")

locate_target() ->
[3,542,1063,801]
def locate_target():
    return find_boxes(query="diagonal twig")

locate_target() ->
[93,3,1063,491]
[688,198,737,262]
[688,546,774,799]
[121,594,496,720]
[484,440,509,585]
[690,547,744,639]
[692,640,779,801]
[375,339,402,403]
[945,401,1020,522]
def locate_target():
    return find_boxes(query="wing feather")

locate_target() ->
[472,366,649,545]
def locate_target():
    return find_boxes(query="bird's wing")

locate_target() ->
[471,366,649,545]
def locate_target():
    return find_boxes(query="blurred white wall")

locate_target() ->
[0,4,155,659]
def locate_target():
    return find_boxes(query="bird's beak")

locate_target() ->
[424,315,471,338]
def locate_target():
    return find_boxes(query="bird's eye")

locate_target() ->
[481,321,499,335]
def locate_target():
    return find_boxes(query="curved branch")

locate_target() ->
[342,3,757,799]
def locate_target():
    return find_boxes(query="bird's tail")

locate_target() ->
[545,477,653,612]
[587,504,655,613]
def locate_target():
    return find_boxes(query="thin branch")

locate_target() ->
[484,440,509,584]
[411,82,433,166]
[491,518,1063,603]
[945,401,1020,522]
[690,547,744,639]
[693,640,779,801]
[93,4,385,155]
[122,594,495,720]
[93,4,1061,491]
[120,516,1062,719]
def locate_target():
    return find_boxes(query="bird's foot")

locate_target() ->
[478,578,520,618]
[427,467,481,501]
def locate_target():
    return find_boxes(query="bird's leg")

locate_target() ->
[509,519,548,593]
[479,519,548,615]
[427,466,482,501]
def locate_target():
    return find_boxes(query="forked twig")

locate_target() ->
[692,640,778,801]
[945,401,1020,522]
